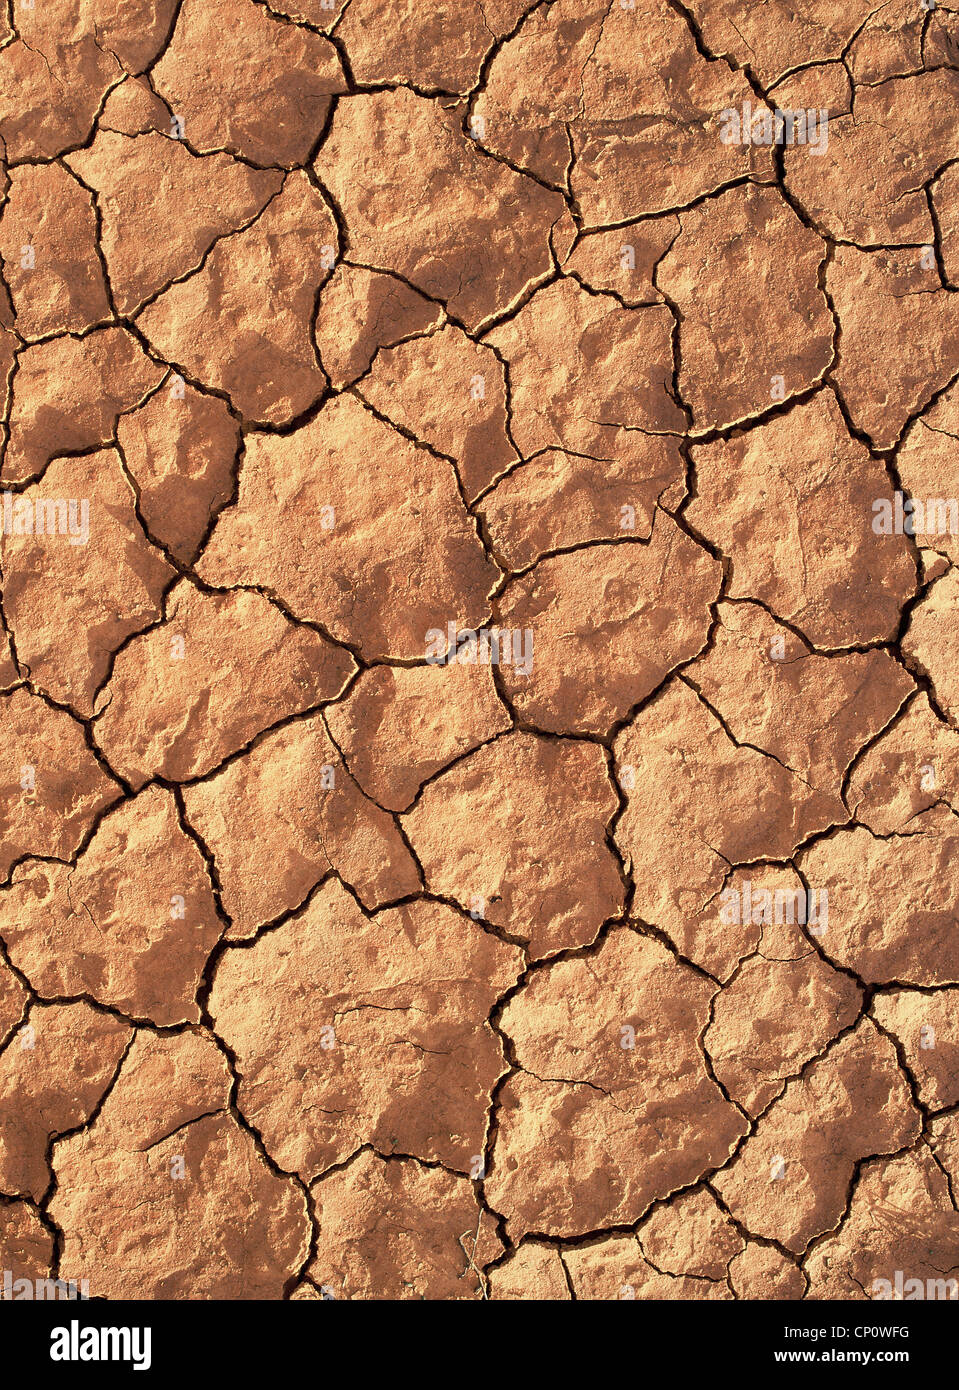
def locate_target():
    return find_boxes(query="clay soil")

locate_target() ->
[0,0,957,1301]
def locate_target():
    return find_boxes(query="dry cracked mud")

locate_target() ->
[0,0,956,1307]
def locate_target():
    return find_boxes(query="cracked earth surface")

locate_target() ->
[0,0,957,1304]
